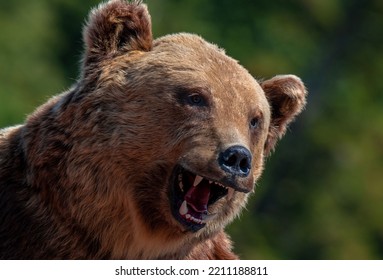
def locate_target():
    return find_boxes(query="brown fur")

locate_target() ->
[0,0,306,259]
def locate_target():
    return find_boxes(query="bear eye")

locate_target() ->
[250,117,260,129]
[175,87,209,107]
[186,93,205,106]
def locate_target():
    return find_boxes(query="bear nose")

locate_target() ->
[218,145,252,177]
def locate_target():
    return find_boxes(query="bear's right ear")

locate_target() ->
[261,75,307,156]
[83,0,152,64]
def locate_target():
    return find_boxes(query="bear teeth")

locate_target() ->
[179,200,188,215]
[193,175,203,186]
[208,180,227,190]
[178,181,184,192]
[178,173,184,192]
[184,214,204,224]
[179,199,217,223]
[208,180,226,189]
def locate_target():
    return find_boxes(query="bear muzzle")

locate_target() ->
[169,158,254,232]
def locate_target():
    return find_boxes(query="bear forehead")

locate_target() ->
[149,33,270,114]
[152,33,254,84]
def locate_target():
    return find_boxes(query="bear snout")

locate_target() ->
[218,145,252,178]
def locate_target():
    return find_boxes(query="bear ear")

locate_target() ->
[83,0,152,64]
[261,75,307,155]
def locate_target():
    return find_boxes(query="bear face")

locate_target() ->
[0,0,306,259]
[92,33,273,235]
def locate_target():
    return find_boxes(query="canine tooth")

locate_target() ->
[179,200,188,216]
[227,188,235,200]
[193,175,203,186]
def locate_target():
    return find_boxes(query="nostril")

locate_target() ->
[225,154,238,167]
[239,158,250,173]
[218,145,252,177]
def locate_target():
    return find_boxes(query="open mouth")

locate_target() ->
[170,165,235,232]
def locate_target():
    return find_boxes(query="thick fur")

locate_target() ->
[0,0,307,259]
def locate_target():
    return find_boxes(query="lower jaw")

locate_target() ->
[171,202,207,232]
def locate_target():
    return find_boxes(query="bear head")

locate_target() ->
[27,0,306,258]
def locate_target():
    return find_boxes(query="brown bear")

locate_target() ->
[0,0,306,259]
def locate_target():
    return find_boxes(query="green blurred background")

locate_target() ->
[1,0,382,259]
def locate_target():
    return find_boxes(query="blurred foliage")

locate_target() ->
[0,0,382,259]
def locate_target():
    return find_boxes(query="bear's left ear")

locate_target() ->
[83,0,152,65]
[261,75,307,155]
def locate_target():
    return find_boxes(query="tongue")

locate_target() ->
[184,181,210,213]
